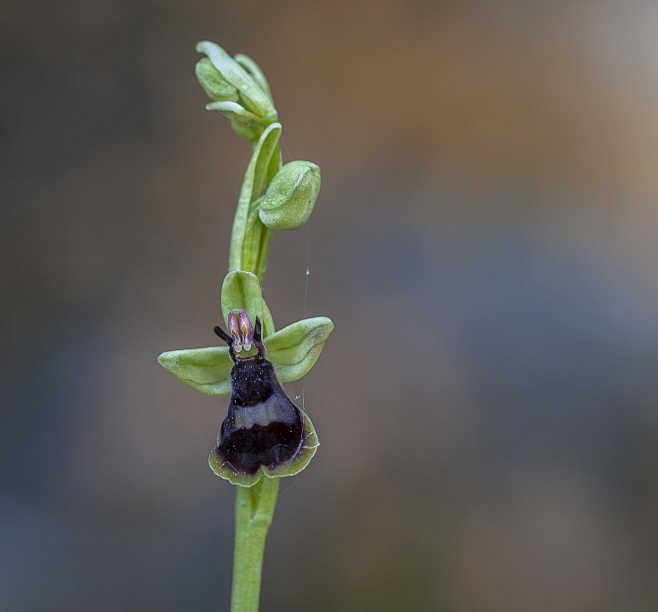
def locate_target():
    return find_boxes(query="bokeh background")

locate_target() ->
[3,1,658,610]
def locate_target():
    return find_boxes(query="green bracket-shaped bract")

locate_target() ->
[157,316,334,396]
[209,409,319,486]
[229,125,281,273]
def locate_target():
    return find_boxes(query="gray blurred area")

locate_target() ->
[3,1,658,610]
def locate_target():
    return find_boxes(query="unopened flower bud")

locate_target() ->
[196,41,277,143]
[195,57,239,102]
[258,161,321,230]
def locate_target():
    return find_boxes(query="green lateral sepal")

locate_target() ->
[157,346,233,396]
[265,316,334,381]
[157,316,334,396]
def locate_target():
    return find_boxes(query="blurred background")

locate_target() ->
[3,1,658,610]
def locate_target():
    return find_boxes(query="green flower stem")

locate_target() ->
[231,478,280,612]
[229,127,281,610]
[183,41,331,611]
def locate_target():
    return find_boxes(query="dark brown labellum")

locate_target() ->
[213,314,306,475]
[215,357,304,474]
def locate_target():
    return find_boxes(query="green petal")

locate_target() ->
[157,346,233,396]
[267,316,334,382]
[208,409,319,487]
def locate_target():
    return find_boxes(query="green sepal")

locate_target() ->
[229,124,281,272]
[156,316,334,396]
[208,409,319,486]
[234,53,273,103]
[221,270,275,337]
[195,57,239,102]
[196,41,277,122]
[265,316,334,382]
[258,161,321,230]
[157,345,233,396]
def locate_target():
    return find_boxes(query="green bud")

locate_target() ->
[209,408,318,486]
[196,41,277,122]
[258,161,321,230]
[234,53,273,103]
[206,100,266,142]
[195,57,239,102]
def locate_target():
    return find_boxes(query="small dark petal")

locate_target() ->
[214,325,232,345]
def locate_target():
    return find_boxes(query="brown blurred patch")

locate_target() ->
[229,1,658,201]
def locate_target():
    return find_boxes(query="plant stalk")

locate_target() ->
[229,121,282,612]
[230,478,280,612]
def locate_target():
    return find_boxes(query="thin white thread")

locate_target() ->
[280,147,312,498]
[301,227,311,413]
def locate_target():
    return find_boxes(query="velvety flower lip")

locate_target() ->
[200,310,323,487]
[209,407,320,487]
